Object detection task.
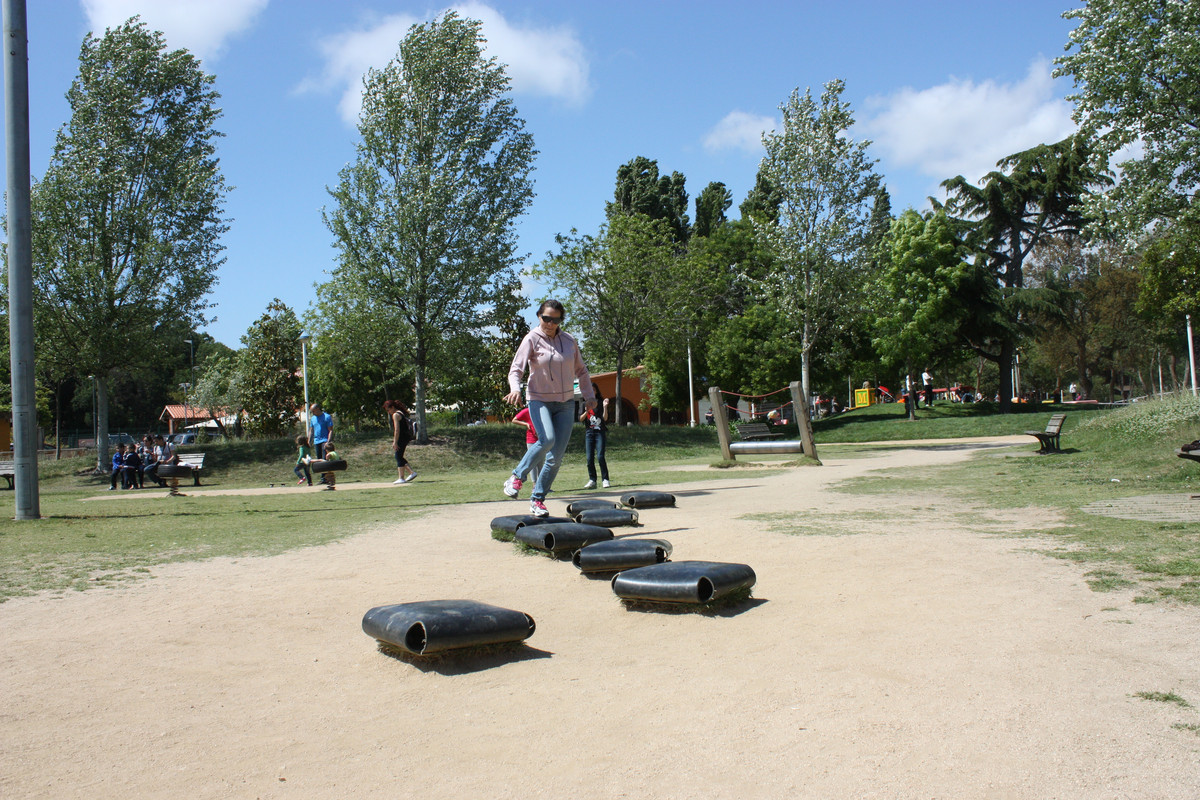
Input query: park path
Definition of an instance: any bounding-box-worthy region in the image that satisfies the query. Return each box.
[4,437,1200,799]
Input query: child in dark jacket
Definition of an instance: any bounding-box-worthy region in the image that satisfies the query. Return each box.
[109,444,126,490]
[121,446,142,489]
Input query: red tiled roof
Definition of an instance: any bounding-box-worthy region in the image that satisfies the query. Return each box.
[159,405,217,421]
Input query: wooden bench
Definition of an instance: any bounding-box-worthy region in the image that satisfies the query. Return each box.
[1025,413,1066,453]
[175,452,206,485]
[0,460,13,489]
[737,422,783,441]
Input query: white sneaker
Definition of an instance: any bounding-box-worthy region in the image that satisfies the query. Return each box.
[393,477,406,485]
[583,479,596,489]
[406,472,418,482]
[602,479,610,488]
[503,475,521,498]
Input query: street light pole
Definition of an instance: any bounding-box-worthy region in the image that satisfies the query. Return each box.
[184,338,194,432]
[299,333,311,438]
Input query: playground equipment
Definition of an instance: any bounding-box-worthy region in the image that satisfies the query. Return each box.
[309,459,347,473]
[574,538,673,573]
[490,514,574,539]
[611,561,756,604]
[620,491,676,509]
[362,599,535,656]
[515,522,613,553]
[565,498,619,516]
[575,508,639,527]
[708,381,818,463]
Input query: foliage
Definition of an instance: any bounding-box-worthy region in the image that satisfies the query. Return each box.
[1027,237,1158,400]
[304,279,413,430]
[693,181,732,239]
[1055,0,1200,240]
[192,351,245,437]
[706,304,804,395]
[753,79,880,399]
[27,18,227,466]
[1137,225,1200,319]
[872,209,977,403]
[323,11,535,442]
[537,213,690,424]
[942,135,1108,410]
[606,155,690,243]
[239,299,302,437]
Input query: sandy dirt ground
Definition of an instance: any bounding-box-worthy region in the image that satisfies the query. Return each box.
[3,438,1199,799]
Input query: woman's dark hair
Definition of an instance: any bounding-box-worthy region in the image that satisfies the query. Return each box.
[537,299,565,318]
[383,399,409,415]
[592,381,603,399]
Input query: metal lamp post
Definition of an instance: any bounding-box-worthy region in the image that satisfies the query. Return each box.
[299,333,311,437]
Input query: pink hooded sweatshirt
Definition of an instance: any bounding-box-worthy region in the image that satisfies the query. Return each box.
[508,326,595,404]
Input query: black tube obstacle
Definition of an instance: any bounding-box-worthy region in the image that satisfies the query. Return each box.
[362,599,535,656]
[573,538,672,573]
[611,561,756,604]
[309,459,347,473]
[619,491,675,509]
[575,508,639,527]
[490,515,574,536]
[515,522,613,553]
[565,498,620,516]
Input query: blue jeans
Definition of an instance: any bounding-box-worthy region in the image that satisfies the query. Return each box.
[518,441,544,484]
[585,428,608,481]
[511,400,575,500]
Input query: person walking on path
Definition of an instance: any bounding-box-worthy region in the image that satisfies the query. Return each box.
[502,299,595,517]
[922,368,934,408]
[385,400,417,484]
[508,405,543,495]
[581,382,610,489]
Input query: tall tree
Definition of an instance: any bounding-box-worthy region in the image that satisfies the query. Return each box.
[324,11,536,443]
[942,135,1107,411]
[239,299,302,438]
[536,214,686,423]
[304,279,413,429]
[606,156,690,243]
[753,79,880,399]
[872,209,975,418]
[28,19,227,470]
[693,181,732,239]
[1055,0,1200,241]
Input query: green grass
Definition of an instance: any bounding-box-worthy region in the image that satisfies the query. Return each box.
[4,396,1199,606]
[1134,691,1192,708]
[0,424,752,602]
[826,393,1200,604]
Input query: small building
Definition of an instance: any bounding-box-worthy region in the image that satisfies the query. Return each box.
[159,404,216,434]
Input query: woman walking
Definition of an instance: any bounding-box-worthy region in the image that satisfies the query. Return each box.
[385,399,417,484]
[503,299,595,517]
[581,382,610,489]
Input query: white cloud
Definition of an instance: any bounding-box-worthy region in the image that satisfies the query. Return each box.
[305,3,590,126]
[702,110,778,154]
[861,58,1077,188]
[81,0,268,62]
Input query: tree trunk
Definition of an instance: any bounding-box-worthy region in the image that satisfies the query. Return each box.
[96,376,110,473]
[800,317,811,401]
[614,351,625,426]
[997,340,1015,413]
[54,384,62,460]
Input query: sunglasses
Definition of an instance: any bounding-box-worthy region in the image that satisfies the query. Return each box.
[540,315,562,324]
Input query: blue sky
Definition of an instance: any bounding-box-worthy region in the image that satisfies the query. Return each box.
[9,0,1082,348]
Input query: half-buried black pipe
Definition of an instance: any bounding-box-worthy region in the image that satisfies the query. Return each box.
[575,508,639,527]
[362,599,535,655]
[611,561,756,604]
[573,538,672,572]
[515,522,613,553]
[619,491,675,509]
